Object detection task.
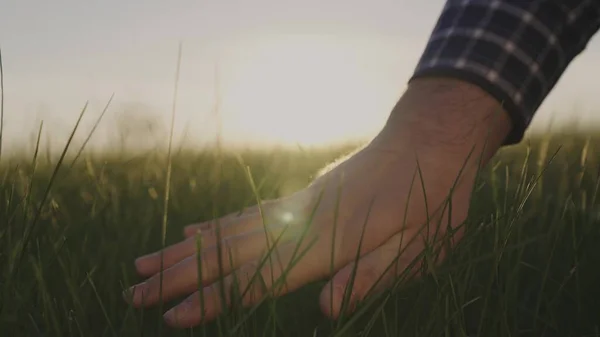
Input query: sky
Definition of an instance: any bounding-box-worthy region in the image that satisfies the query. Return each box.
[1,0,599,152]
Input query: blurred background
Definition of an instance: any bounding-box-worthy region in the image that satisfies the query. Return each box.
[1,0,599,154]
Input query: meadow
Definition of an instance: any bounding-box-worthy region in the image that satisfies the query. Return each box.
[1,120,600,337]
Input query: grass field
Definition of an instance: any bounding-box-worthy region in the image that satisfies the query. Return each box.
[1,128,600,336]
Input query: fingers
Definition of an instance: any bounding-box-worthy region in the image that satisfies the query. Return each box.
[183,208,258,238]
[163,234,328,328]
[319,230,427,319]
[183,199,280,238]
[136,198,305,277]
[135,213,263,277]
[127,223,293,308]
[184,193,313,238]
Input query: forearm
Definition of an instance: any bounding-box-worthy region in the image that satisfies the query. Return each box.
[411,0,600,145]
[373,0,600,177]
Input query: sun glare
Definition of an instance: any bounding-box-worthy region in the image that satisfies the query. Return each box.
[219,34,393,147]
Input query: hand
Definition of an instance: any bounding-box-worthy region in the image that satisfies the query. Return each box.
[124,78,511,328]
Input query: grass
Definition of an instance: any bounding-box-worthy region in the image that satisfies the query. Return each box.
[1,125,600,336]
[2,44,600,337]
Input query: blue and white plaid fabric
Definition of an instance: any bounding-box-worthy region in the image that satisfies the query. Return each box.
[412,0,600,144]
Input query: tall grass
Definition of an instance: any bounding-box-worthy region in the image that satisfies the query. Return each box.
[2,46,600,336]
[0,127,599,336]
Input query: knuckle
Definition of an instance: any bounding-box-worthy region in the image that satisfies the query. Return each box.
[353,266,381,294]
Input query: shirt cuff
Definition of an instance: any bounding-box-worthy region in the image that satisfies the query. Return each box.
[410,0,600,145]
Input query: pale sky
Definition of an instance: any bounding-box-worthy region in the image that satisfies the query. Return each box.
[1,0,599,152]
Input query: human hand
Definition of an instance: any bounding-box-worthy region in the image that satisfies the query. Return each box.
[125,78,511,328]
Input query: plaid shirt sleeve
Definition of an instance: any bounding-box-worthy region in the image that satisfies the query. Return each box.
[411,0,600,145]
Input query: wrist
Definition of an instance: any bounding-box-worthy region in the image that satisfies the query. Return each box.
[373,77,512,172]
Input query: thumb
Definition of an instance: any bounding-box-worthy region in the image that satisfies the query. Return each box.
[319,231,428,319]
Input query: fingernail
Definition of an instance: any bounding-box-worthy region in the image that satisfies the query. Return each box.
[163,308,175,322]
[122,285,137,301]
[127,283,149,301]
[134,255,153,271]
[122,288,130,300]
[135,253,154,263]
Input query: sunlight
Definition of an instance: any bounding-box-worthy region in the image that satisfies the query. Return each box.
[281,212,294,224]
[219,34,394,147]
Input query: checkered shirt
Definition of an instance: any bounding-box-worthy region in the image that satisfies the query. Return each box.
[411,0,600,145]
